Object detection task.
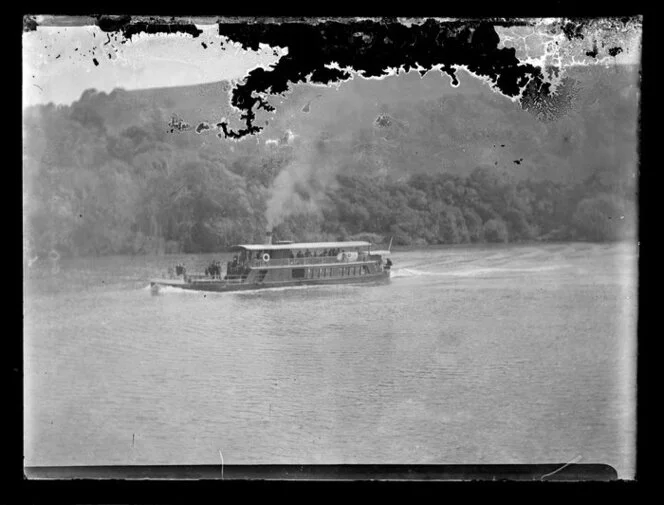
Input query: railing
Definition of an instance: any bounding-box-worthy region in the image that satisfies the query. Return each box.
[246,255,374,268]
[223,276,247,284]
[187,274,219,281]
[186,273,246,284]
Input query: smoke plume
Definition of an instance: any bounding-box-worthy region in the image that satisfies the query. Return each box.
[264,134,340,230]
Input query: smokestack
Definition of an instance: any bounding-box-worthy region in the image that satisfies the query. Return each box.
[265,230,273,245]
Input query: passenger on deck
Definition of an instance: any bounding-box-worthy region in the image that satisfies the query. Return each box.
[305,250,312,257]
[297,250,304,258]
[290,251,295,259]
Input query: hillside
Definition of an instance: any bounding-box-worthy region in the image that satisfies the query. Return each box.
[23,62,639,257]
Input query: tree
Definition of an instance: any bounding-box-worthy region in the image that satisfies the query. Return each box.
[463,208,484,242]
[504,209,535,241]
[483,218,509,243]
[572,193,630,241]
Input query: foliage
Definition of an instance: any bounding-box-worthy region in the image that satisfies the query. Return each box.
[572,193,634,241]
[23,85,638,258]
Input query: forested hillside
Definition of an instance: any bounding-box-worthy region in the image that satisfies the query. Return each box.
[23,63,639,257]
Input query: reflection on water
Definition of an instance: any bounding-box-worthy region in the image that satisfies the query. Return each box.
[24,242,637,478]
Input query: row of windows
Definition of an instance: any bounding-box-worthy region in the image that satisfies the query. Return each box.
[300,265,369,279]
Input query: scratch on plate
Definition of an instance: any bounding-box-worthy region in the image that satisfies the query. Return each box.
[540,455,583,480]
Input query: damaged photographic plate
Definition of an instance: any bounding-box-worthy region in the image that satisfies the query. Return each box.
[23,15,640,482]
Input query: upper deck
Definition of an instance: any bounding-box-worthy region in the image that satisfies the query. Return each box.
[220,239,394,279]
[227,241,384,268]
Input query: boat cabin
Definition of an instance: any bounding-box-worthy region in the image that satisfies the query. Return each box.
[223,241,388,284]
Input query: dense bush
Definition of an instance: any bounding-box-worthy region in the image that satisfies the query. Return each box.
[23,88,638,258]
[572,193,633,241]
[482,219,509,243]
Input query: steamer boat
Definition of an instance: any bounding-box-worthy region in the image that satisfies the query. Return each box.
[150,232,392,293]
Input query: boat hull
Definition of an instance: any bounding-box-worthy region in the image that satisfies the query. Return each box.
[151,270,391,293]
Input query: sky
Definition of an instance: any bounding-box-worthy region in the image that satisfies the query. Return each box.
[22,24,286,108]
[22,18,641,110]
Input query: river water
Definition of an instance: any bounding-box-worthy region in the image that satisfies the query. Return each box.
[23,242,637,478]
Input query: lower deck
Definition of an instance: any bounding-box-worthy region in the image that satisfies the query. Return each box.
[151,268,390,293]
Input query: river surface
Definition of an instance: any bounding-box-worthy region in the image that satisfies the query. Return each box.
[23,242,637,478]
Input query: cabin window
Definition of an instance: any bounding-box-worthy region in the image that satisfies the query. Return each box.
[292,268,305,279]
[352,266,356,276]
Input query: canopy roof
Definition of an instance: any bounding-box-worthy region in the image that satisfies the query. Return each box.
[231,241,372,252]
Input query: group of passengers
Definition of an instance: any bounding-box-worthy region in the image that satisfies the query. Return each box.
[205,260,222,278]
[289,248,344,259]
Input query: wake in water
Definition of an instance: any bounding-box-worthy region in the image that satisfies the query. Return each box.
[143,284,200,295]
[391,264,570,279]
